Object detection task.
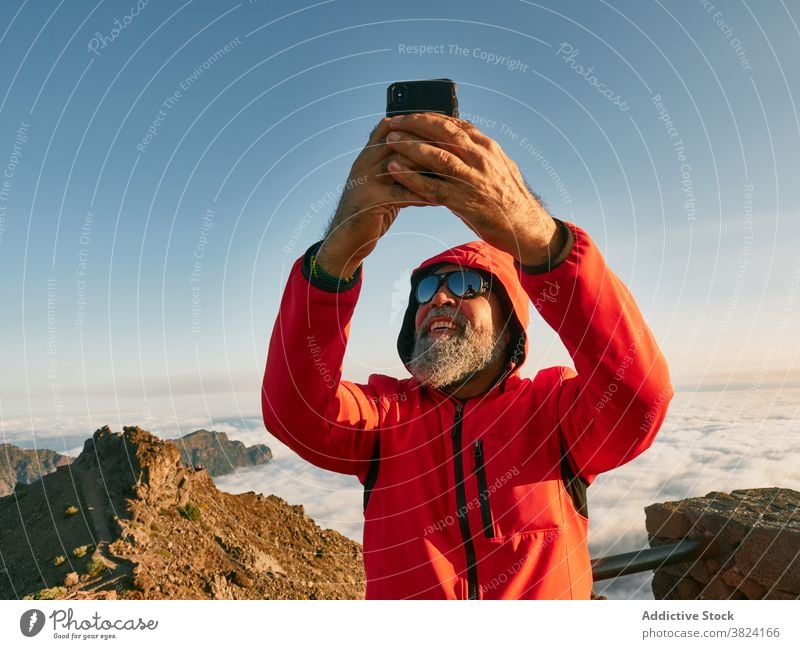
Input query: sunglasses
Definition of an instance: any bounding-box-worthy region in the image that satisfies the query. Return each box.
[415,269,490,305]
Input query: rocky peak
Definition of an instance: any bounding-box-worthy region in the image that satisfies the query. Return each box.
[168,429,272,476]
[0,426,364,600]
[0,444,73,497]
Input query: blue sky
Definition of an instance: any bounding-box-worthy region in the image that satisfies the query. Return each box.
[1,0,798,433]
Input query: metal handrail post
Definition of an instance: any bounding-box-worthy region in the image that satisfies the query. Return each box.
[591,538,719,582]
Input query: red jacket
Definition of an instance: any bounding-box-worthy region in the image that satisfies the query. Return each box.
[262,220,673,599]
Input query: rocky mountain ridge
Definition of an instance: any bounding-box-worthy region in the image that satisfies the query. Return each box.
[0,444,73,497]
[0,428,272,497]
[171,428,272,476]
[0,426,364,600]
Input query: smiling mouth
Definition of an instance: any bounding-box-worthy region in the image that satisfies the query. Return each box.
[428,319,459,335]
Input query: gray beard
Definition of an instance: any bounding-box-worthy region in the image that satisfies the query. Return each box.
[408,307,506,390]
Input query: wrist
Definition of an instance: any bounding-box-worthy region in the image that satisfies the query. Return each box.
[301,241,362,293]
[315,239,364,279]
[515,218,575,274]
[516,217,564,266]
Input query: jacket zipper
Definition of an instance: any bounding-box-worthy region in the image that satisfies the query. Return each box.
[473,440,495,539]
[451,402,480,600]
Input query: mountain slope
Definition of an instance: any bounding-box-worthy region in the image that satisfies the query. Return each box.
[167,429,272,476]
[0,444,73,497]
[0,426,364,600]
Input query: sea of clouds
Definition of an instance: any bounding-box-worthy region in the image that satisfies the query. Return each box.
[3,386,798,600]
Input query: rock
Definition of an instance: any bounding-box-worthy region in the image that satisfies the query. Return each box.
[167,429,272,477]
[229,571,253,589]
[700,576,740,599]
[0,444,73,497]
[647,488,800,600]
[210,574,233,599]
[644,501,693,539]
[732,576,767,599]
[652,570,701,599]
[251,551,284,574]
[764,587,800,600]
[0,425,364,600]
[736,527,800,593]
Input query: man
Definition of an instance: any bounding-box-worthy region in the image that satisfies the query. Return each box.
[262,113,673,599]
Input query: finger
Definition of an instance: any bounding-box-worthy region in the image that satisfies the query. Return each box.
[379,153,431,205]
[385,132,472,180]
[360,118,394,165]
[458,119,499,149]
[388,113,481,162]
[390,182,433,207]
[442,116,503,155]
[375,152,427,181]
[387,160,452,206]
[434,114,501,154]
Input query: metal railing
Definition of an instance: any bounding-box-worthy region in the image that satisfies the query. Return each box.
[591,537,720,582]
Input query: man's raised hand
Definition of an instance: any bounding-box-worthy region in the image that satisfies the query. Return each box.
[315,118,428,278]
[383,113,564,266]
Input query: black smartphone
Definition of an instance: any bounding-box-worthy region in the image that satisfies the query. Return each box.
[386,79,459,118]
[386,79,458,179]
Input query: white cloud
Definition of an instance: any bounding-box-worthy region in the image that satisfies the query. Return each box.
[588,387,800,598]
[3,387,797,599]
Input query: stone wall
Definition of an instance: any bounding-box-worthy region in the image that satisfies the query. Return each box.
[645,488,800,599]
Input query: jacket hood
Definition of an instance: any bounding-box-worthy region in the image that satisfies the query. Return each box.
[397,241,530,374]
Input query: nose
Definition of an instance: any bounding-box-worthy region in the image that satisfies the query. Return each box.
[415,282,462,331]
[429,285,457,307]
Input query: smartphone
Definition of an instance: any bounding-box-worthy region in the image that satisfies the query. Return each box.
[386,79,459,118]
[386,79,458,179]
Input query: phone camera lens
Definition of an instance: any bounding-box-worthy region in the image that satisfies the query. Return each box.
[393,84,407,104]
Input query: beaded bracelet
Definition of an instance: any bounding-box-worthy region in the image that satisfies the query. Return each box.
[309,254,355,284]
